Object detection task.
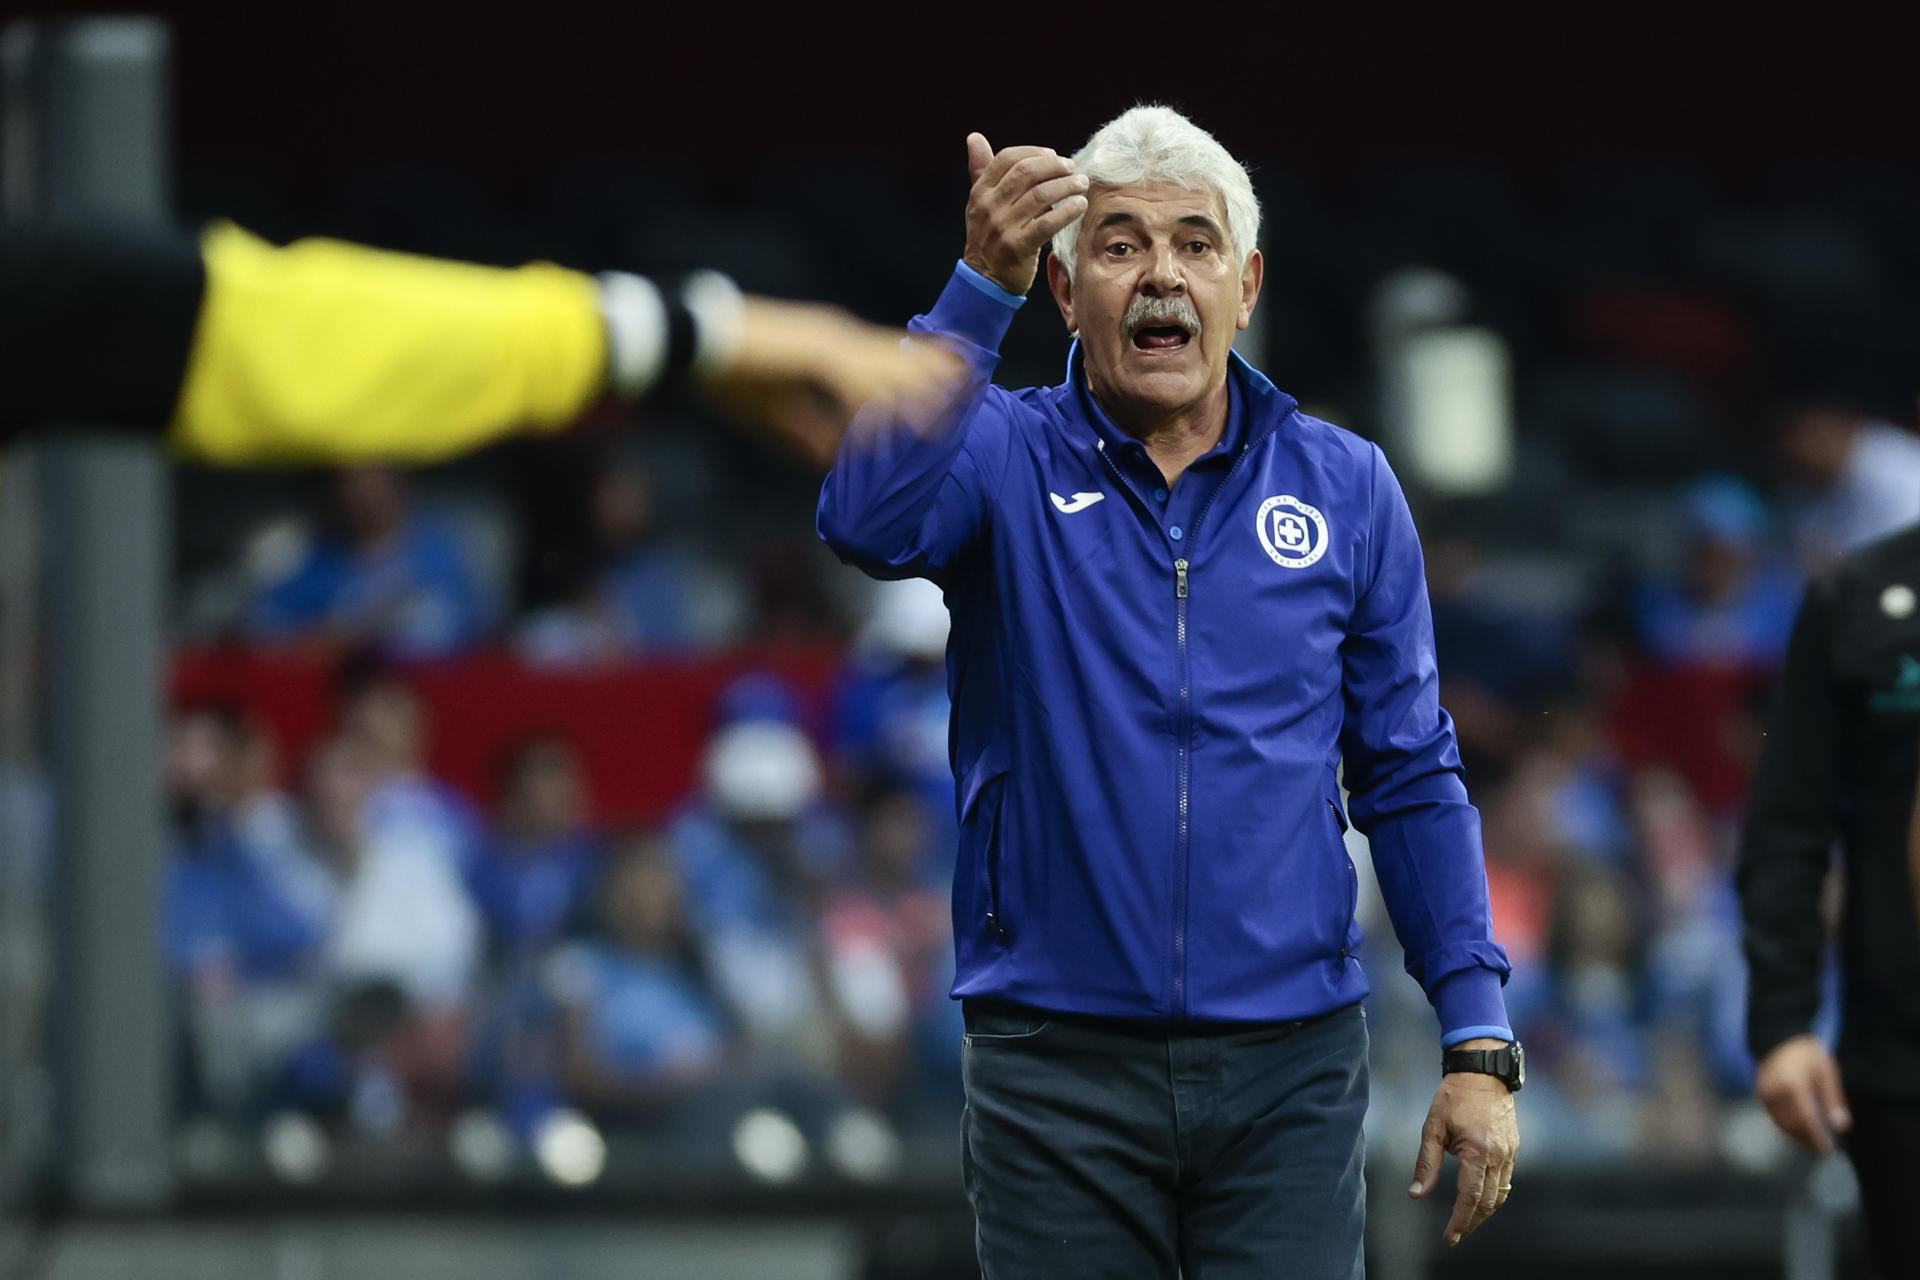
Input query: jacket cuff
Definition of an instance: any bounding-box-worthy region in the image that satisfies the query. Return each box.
[1746,1006,1817,1062]
[954,260,1029,310]
[1431,968,1512,1044]
[919,262,1022,355]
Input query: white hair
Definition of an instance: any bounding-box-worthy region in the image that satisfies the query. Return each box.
[1050,105,1260,281]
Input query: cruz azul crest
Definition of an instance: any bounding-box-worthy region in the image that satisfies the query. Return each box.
[1255,495,1328,569]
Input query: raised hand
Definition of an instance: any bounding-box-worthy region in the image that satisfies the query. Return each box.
[961,132,1090,297]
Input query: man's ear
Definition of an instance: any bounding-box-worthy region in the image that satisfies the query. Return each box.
[1236,249,1264,331]
[1047,253,1076,334]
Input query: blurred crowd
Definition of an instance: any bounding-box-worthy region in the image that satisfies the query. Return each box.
[222,453,790,664]
[153,390,1920,1182]
[165,570,962,1175]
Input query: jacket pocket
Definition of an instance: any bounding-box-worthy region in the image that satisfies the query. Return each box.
[1339,854,1359,959]
[960,742,1012,944]
[1324,762,1350,833]
[1326,780,1357,959]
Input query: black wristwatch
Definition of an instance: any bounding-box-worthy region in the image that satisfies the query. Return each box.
[1442,1040,1525,1092]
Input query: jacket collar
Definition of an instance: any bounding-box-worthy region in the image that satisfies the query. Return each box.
[1061,340,1299,457]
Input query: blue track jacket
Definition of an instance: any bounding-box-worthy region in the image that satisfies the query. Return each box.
[818,266,1512,1042]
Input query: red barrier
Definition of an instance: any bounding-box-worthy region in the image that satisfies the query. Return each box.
[1606,661,1771,816]
[171,646,847,824]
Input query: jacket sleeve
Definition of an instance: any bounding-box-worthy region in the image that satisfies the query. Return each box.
[815,265,1022,583]
[1737,576,1839,1060]
[1340,444,1512,1044]
[172,222,607,465]
[0,218,610,462]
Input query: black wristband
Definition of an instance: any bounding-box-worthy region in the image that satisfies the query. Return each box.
[658,284,700,397]
[599,269,742,407]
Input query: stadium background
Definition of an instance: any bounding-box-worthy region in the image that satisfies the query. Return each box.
[2,3,1916,1276]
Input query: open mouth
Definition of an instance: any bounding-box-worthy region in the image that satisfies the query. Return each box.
[1131,326,1192,351]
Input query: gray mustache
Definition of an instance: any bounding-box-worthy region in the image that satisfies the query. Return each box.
[1122,295,1202,338]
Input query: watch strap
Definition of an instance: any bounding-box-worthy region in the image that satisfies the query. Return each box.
[1443,1045,1519,1087]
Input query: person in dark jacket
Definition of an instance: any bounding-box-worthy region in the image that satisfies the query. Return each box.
[819,106,1520,1279]
[1739,520,1920,1279]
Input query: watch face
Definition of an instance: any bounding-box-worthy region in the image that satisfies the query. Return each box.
[1509,1041,1526,1090]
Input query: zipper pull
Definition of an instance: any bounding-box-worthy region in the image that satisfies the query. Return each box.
[1174,558,1189,598]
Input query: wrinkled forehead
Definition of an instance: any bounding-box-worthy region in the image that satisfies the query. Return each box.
[1080,181,1230,243]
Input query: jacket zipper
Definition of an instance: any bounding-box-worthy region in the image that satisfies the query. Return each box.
[1095,428,1268,1020]
[1094,442,1191,1010]
[1173,557,1191,1017]
[1167,438,1264,1019]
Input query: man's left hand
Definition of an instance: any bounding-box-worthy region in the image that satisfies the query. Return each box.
[1408,1039,1520,1247]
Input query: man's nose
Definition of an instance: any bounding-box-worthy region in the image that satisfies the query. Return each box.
[1139,244,1184,296]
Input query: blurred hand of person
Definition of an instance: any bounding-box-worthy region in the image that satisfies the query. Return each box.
[961,132,1090,296]
[1409,1045,1520,1247]
[700,298,966,467]
[1755,1033,1851,1155]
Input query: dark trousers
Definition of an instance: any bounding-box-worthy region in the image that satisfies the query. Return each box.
[960,999,1368,1280]
[1846,1093,1920,1280]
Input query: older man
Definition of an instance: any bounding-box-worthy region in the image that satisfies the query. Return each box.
[819,107,1519,1278]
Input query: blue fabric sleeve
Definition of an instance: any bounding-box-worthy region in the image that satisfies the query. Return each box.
[953,259,1030,310]
[1340,444,1512,1042]
[927,262,1024,348]
[1432,975,1512,1044]
[1433,963,1514,1044]
[816,267,1021,583]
